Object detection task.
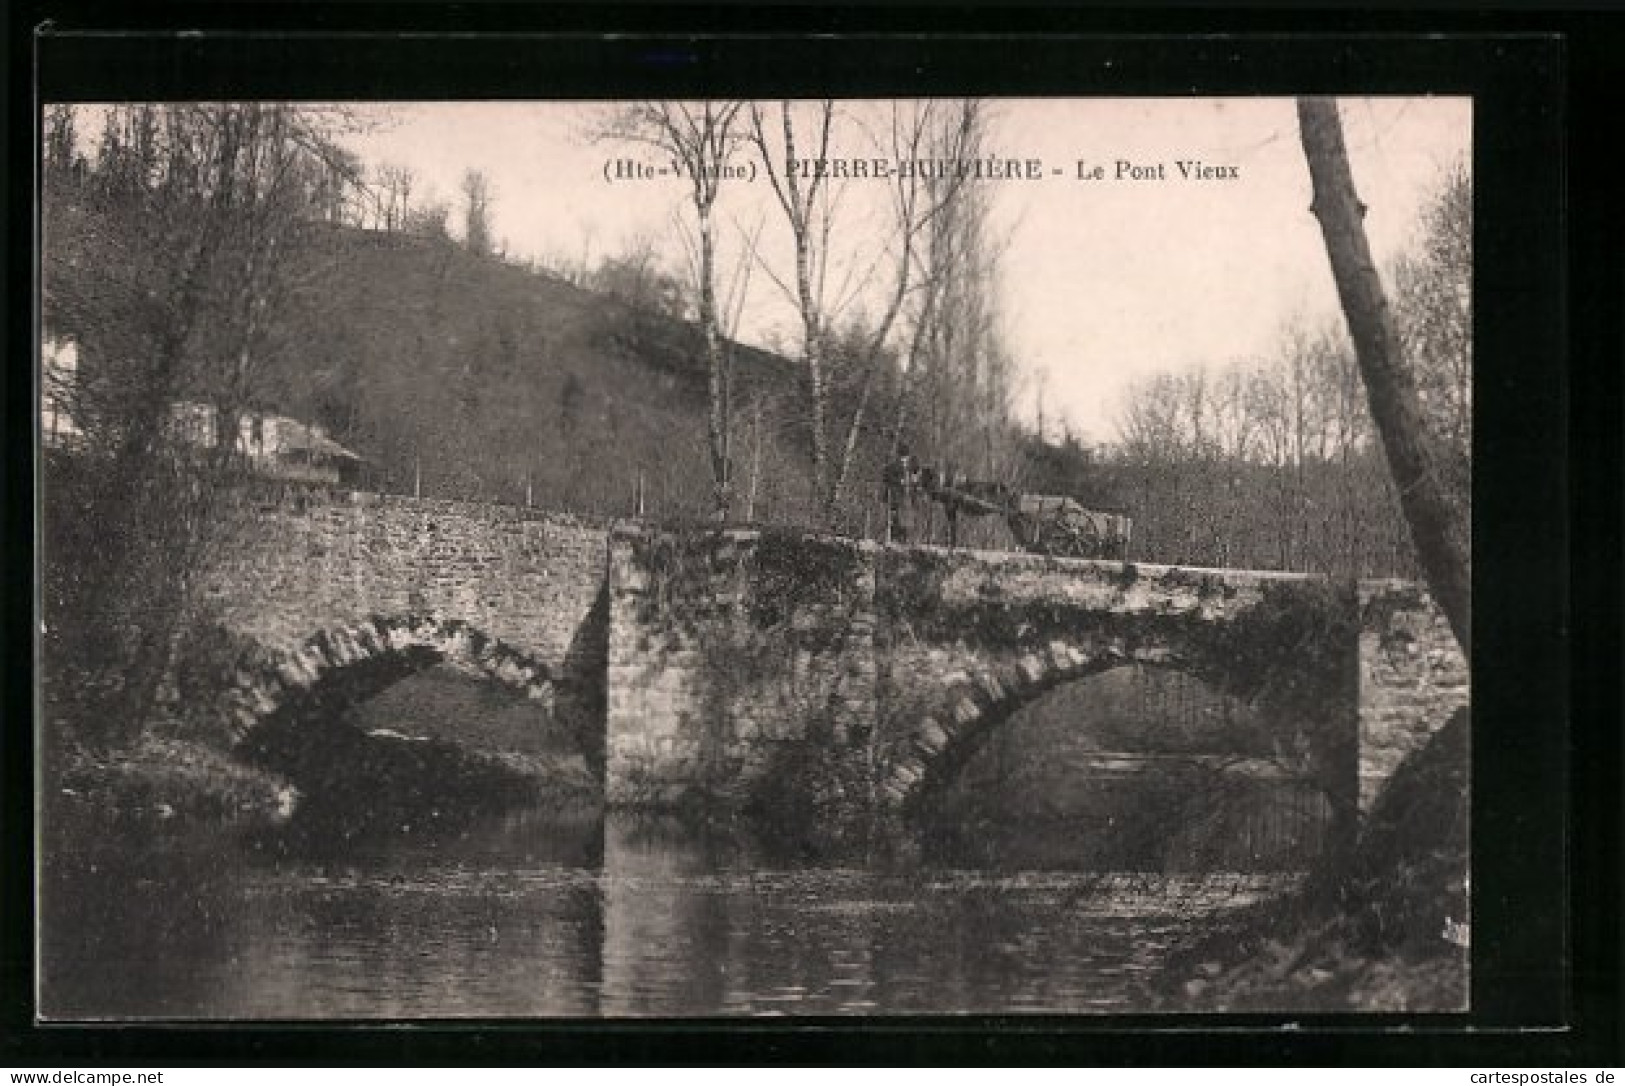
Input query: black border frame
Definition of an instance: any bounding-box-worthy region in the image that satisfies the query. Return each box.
[5,4,1615,1068]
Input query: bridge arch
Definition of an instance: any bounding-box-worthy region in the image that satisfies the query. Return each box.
[882,633,1257,813]
[219,613,564,748]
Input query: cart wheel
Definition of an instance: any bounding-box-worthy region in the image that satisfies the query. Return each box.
[1080,520,1104,558]
[1062,520,1102,558]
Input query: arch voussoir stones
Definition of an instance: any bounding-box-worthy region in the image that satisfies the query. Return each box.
[913,716,951,756]
[971,668,1008,706]
[992,661,1031,698]
[1016,653,1048,687]
[1045,640,1082,673]
[226,613,561,749]
[887,638,1152,812]
[330,626,368,666]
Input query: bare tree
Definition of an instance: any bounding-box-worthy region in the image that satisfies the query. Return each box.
[602,101,746,520]
[1118,373,1191,463]
[1297,97,1470,651]
[376,163,416,232]
[1208,366,1260,462]
[1392,162,1472,483]
[894,102,1023,495]
[749,100,839,519]
[461,168,494,256]
[752,99,987,526]
[1111,327,1413,577]
[828,100,982,511]
[591,230,690,318]
[41,103,358,750]
[407,192,451,240]
[44,104,82,185]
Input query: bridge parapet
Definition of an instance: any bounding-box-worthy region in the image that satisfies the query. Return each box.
[892,545,1318,619]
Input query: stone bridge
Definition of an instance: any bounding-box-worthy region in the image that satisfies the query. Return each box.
[195,486,1468,817]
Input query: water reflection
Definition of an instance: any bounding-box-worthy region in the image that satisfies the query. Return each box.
[40,801,1296,1019]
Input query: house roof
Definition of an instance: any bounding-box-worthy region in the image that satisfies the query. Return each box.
[276,419,365,462]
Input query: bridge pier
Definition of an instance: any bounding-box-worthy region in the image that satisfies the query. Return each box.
[1357,580,1470,811]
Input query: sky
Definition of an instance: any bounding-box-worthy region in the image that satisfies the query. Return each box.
[338,97,1469,444]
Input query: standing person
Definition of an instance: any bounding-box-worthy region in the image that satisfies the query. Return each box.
[883,444,921,543]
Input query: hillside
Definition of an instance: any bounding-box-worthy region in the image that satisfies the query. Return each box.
[45,207,1417,573]
[44,198,1045,543]
[258,225,816,522]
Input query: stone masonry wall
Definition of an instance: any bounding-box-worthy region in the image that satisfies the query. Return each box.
[186,487,1465,817]
[604,527,878,806]
[200,485,608,661]
[607,536,1364,809]
[873,548,1361,809]
[877,547,1321,722]
[195,485,612,750]
[1356,580,1470,811]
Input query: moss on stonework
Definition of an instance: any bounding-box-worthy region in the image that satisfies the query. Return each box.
[624,528,876,807]
[876,547,957,623]
[633,529,749,628]
[620,527,1361,856]
[885,573,1354,703]
[1359,580,1428,618]
[684,616,781,800]
[878,577,1361,839]
[746,530,868,630]
[1155,565,1220,593]
[1358,582,1439,658]
[1202,579,1359,707]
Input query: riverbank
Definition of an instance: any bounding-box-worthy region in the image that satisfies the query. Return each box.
[1153,880,1468,1012]
[50,733,298,827]
[45,724,603,838]
[1155,708,1469,1012]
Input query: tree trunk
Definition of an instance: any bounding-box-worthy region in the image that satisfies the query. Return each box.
[799,244,830,522]
[1297,97,1471,654]
[697,203,732,521]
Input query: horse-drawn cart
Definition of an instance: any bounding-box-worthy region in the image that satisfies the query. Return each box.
[1006,493,1133,560]
[923,474,1132,560]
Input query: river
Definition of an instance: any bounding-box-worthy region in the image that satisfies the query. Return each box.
[39,799,1298,1019]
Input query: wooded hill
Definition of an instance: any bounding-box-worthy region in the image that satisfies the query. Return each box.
[48,205,844,524]
[255,223,816,523]
[47,211,1427,574]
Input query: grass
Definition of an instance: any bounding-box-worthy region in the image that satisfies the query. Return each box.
[42,661,600,837]
[51,732,295,825]
[342,663,582,756]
